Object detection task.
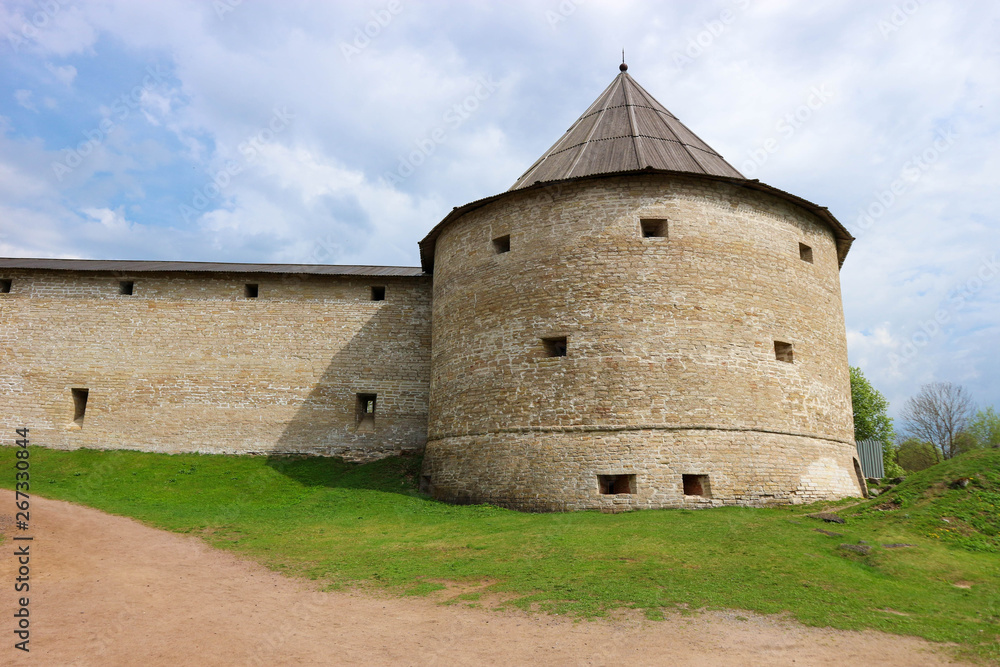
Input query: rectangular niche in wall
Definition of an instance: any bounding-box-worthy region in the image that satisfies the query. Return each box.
[370,286,386,301]
[492,234,511,254]
[119,280,134,295]
[419,475,433,494]
[640,218,668,238]
[356,393,377,432]
[0,279,11,293]
[682,474,711,497]
[598,474,636,495]
[244,284,259,298]
[774,341,794,363]
[71,388,89,428]
[799,243,813,263]
[542,336,567,357]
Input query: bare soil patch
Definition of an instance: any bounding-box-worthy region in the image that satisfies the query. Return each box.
[0,491,972,666]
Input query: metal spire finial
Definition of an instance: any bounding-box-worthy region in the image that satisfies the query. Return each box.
[620,49,627,72]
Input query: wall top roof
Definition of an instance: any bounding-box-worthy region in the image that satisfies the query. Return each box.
[509,65,744,191]
[0,257,426,277]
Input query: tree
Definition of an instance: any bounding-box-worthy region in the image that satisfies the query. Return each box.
[967,407,1000,449]
[952,431,982,455]
[896,438,939,472]
[899,382,976,460]
[849,366,903,477]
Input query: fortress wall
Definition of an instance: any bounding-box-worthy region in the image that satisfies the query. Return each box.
[425,173,859,507]
[0,270,431,460]
[423,430,862,511]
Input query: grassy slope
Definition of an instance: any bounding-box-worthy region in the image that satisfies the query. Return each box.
[2,446,998,663]
[850,448,1000,553]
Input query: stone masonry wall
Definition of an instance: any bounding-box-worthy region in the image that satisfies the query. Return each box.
[0,270,431,460]
[424,172,860,508]
[423,430,862,511]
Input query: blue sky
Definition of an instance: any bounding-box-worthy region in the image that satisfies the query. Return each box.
[1,0,997,420]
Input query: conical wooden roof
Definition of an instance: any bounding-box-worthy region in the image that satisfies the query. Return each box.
[509,66,744,190]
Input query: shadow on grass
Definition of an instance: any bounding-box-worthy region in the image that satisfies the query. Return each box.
[264,451,426,498]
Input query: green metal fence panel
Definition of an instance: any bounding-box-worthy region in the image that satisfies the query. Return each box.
[856,438,885,479]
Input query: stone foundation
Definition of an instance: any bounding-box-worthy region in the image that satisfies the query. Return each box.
[423,428,865,511]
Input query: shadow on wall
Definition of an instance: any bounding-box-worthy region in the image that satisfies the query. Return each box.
[270,290,430,466]
[264,450,426,497]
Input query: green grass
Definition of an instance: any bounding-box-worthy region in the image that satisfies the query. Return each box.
[2,446,999,663]
[850,448,1000,553]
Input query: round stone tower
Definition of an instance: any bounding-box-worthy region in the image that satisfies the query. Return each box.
[419,66,863,511]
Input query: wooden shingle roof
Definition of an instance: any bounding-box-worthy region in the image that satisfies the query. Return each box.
[509,65,744,190]
[421,65,853,272]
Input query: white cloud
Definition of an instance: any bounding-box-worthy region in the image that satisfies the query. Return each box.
[0,1,99,56]
[45,62,77,86]
[0,0,998,413]
[13,90,36,111]
[83,207,131,232]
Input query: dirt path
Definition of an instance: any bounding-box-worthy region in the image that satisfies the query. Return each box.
[0,490,971,666]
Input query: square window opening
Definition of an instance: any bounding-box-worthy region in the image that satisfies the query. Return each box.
[799,243,813,263]
[71,388,89,426]
[682,474,711,497]
[244,284,259,298]
[119,280,134,295]
[542,336,567,358]
[640,218,668,238]
[356,393,377,432]
[0,279,11,293]
[492,234,511,254]
[598,474,636,495]
[370,286,386,301]
[774,341,794,363]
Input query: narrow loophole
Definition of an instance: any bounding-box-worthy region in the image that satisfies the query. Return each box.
[419,475,433,494]
[71,388,89,427]
[356,393,377,432]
